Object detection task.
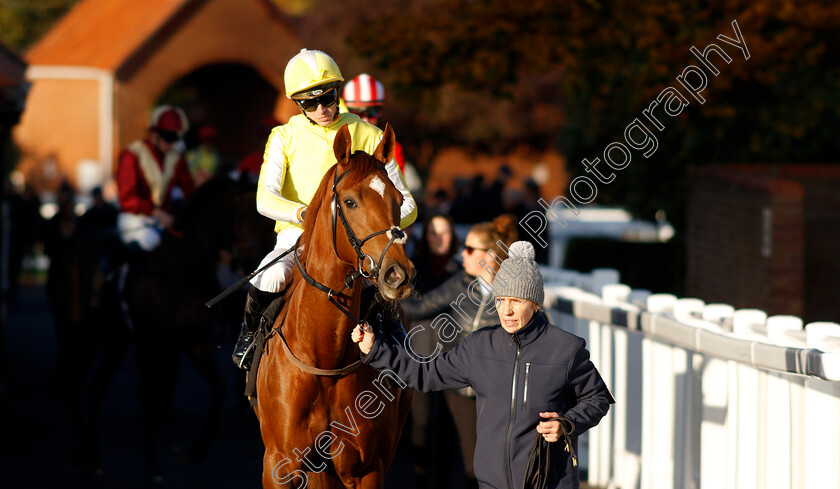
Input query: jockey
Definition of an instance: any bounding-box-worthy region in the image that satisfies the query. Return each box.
[342,73,406,171]
[116,105,195,252]
[232,49,418,370]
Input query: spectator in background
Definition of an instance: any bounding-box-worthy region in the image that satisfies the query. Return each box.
[42,181,80,400]
[186,124,222,187]
[342,73,405,170]
[116,105,195,253]
[411,213,461,294]
[482,164,513,220]
[5,181,43,306]
[518,178,549,264]
[424,188,453,217]
[502,187,525,218]
[449,177,479,224]
[78,186,118,235]
[405,212,463,488]
[401,214,519,489]
[238,116,279,182]
[343,73,423,194]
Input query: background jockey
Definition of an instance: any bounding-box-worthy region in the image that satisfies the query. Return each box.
[116,105,195,253]
[342,73,406,172]
[232,49,418,370]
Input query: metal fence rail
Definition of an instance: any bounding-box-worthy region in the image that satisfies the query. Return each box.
[540,267,840,489]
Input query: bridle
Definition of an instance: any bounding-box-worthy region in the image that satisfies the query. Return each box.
[331,167,407,285]
[293,165,408,325]
[279,165,407,377]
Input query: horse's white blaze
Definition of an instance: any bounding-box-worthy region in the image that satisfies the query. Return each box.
[369,176,386,198]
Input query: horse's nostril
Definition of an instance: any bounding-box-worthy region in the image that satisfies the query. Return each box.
[384,265,406,287]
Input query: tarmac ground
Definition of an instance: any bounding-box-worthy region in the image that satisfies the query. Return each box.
[0,282,593,489]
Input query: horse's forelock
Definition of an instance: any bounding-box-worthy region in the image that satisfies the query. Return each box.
[340,151,387,189]
[298,154,390,265]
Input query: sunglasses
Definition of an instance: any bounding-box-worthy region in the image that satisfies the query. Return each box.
[156,130,180,143]
[352,107,381,118]
[296,89,339,112]
[464,245,489,254]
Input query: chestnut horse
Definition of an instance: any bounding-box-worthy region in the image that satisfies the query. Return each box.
[255,124,414,488]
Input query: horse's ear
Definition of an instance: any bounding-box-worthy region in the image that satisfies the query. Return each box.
[373,123,396,165]
[333,124,353,165]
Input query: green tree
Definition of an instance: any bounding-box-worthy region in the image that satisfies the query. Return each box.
[347,0,840,223]
[0,0,81,53]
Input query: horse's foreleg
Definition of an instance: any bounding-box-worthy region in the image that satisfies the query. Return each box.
[263,449,310,489]
[354,466,384,489]
[78,322,129,472]
[183,342,225,462]
[134,334,163,481]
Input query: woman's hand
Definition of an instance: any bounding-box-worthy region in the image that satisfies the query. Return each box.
[536,412,561,443]
[351,322,375,354]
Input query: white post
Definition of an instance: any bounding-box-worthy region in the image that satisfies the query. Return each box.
[764,315,806,489]
[586,301,613,488]
[729,309,768,489]
[673,298,705,322]
[591,268,620,296]
[804,322,840,489]
[699,305,735,489]
[642,295,679,489]
[672,299,705,489]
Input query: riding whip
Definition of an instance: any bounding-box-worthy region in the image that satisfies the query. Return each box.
[204,242,297,309]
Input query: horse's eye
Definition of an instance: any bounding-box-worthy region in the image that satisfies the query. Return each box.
[343,198,357,209]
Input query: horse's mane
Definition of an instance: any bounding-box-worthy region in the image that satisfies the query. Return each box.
[298,152,386,266]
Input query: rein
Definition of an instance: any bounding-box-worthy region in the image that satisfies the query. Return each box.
[266,294,362,376]
[523,417,577,489]
[293,244,363,325]
[282,165,406,376]
[331,168,407,284]
[293,166,407,324]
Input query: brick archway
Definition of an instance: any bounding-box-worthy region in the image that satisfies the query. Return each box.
[16,0,302,193]
[157,63,279,163]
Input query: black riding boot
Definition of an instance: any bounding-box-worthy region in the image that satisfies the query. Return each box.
[232,287,279,370]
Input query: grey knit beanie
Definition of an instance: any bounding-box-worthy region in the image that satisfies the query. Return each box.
[494,241,544,306]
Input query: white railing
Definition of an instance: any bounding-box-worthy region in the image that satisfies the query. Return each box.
[540,267,840,489]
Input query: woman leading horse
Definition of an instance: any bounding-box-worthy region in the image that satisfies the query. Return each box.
[254,123,414,488]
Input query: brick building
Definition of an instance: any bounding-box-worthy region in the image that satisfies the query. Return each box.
[687,164,840,322]
[13,0,302,194]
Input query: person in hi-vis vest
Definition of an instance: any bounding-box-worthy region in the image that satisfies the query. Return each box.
[116,105,195,252]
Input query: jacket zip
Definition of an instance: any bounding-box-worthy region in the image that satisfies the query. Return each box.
[504,334,521,489]
[472,301,485,333]
[523,362,531,408]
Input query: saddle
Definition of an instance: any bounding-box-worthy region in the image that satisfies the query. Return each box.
[244,293,286,406]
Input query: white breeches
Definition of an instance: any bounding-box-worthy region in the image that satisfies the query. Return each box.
[118,212,163,252]
[250,228,303,293]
